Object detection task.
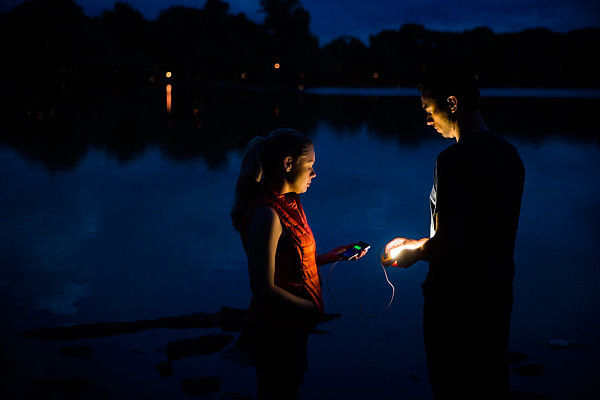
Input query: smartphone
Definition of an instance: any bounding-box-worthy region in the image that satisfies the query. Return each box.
[340,241,370,260]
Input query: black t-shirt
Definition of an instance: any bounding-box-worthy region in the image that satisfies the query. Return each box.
[425,131,525,297]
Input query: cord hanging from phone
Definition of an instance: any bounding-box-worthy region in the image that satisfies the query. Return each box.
[326,246,395,317]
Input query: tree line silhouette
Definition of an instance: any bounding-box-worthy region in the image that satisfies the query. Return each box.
[1,0,599,100]
[0,0,598,172]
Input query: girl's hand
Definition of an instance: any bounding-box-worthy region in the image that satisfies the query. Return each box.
[317,243,368,266]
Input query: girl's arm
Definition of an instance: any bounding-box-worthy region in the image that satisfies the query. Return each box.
[246,206,317,317]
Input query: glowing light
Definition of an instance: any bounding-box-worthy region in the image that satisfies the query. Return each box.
[274,63,280,69]
[373,72,380,79]
[166,83,172,113]
[241,72,247,80]
[297,84,304,91]
[389,242,421,259]
[389,246,403,259]
[149,76,156,83]
[165,71,172,78]
[382,242,422,266]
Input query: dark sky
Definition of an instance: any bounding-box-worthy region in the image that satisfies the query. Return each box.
[2,0,599,44]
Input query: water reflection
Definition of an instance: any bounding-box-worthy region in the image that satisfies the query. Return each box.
[1,91,600,399]
[1,88,598,173]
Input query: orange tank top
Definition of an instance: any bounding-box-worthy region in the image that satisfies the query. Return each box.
[240,186,324,330]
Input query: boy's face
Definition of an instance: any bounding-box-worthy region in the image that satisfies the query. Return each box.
[421,95,457,140]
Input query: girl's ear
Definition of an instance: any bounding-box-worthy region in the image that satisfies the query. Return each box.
[283,156,293,172]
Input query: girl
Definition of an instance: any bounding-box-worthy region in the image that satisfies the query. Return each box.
[231,128,364,399]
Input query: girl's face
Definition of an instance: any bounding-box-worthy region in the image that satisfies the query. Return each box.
[287,147,316,194]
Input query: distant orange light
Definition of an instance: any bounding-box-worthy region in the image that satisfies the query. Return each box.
[297,84,304,91]
[241,72,247,79]
[274,63,280,69]
[373,72,380,79]
[166,83,172,113]
[149,76,156,83]
[165,71,172,78]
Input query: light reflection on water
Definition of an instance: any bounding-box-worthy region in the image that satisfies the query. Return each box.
[1,96,600,399]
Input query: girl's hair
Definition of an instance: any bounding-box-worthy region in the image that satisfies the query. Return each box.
[230,128,313,230]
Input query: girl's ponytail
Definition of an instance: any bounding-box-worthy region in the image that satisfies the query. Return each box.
[230,136,265,230]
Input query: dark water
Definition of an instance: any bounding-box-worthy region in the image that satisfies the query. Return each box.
[1,89,600,399]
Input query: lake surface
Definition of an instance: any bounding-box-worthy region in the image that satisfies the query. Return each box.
[1,89,599,399]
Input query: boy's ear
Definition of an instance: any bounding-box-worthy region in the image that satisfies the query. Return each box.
[447,96,459,114]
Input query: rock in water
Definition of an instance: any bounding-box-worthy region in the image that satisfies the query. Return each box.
[166,334,235,360]
[60,345,95,358]
[545,339,592,350]
[181,376,221,395]
[508,351,528,363]
[34,378,92,395]
[512,364,547,377]
[155,360,174,377]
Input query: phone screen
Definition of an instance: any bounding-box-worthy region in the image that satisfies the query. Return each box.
[340,241,370,260]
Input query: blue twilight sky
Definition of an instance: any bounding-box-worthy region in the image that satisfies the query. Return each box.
[1,0,599,44]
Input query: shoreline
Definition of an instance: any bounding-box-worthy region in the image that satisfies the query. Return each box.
[3,306,590,399]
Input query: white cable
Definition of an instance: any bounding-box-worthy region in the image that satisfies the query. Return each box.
[325,247,395,317]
